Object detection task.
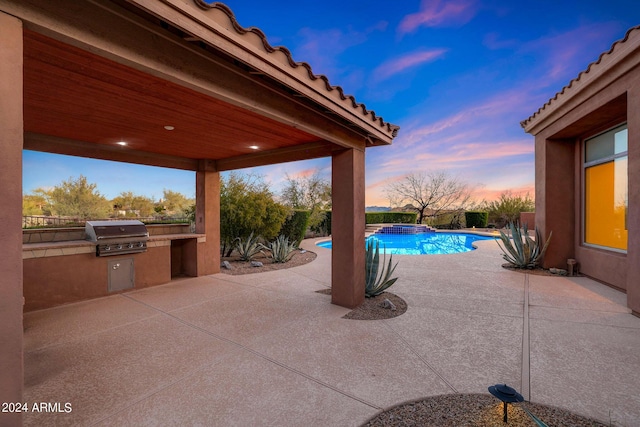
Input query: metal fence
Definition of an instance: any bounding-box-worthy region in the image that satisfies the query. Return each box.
[22,215,189,229]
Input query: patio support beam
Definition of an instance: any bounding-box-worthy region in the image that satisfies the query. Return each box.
[331,148,366,309]
[195,168,221,276]
[216,141,336,171]
[0,11,24,425]
[24,133,199,171]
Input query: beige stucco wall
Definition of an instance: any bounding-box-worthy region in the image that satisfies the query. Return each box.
[0,11,24,424]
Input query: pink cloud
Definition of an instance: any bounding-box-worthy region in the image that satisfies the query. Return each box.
[372,49,447,82]
[398,0,477,33]
[473,185,535,203]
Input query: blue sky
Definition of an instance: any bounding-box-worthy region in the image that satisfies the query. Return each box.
[23,0,640,205]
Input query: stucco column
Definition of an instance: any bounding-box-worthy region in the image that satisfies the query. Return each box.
[195,168,221,275]
[0,12,24,425]
[331,148,366,308]
[626,89,640,315]
[536,135,574,268]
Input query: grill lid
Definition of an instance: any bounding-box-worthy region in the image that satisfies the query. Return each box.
[85,220,149,241]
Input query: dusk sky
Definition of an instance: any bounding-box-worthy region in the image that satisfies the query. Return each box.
[22,0,640,206]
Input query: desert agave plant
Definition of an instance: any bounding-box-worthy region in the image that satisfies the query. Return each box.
[234,232,263,261]
[365,239,399,297]
[265,235,297,263]
[497,222,552,269]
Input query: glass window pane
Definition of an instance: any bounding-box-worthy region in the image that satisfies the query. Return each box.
[614,128,628,154]
[585,157,628,251]
[585,124,627,162]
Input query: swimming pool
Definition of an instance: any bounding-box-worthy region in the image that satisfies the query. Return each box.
[316,232,497,255]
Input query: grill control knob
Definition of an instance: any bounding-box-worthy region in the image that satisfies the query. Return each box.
[127,243,134,249]
[116,244,123,250]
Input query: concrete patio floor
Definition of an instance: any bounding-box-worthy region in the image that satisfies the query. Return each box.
[22,238,640,426]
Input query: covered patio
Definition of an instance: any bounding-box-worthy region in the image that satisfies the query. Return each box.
[21,240,640,425]
[0,0,397,420]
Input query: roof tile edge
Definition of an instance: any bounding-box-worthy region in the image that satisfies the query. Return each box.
[521,25,640,132]
[193,0,399,138]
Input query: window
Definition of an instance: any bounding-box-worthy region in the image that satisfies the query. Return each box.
[584,124,628,251]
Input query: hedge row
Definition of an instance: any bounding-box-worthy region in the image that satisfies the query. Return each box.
[365,212,417,224]
[464,211,488,228]
[279,210,311,246]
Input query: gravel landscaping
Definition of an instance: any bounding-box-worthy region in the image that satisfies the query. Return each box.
[220,249,317,275]
[363,393,607,426]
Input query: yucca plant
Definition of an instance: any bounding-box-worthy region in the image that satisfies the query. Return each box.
[365,239,399,297]
[265,235,297,263]
[497,222,552,269]
[234,232,263,261]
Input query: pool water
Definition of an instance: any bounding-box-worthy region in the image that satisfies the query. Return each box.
[316,232,496,255]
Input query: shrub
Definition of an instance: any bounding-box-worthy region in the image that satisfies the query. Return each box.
[220,172,288,256]
[365,212,417,224]
[428,211,464,229]
[310,210,331,236]
[465,211,488,228]
[497,222,552,269]
[234,232,263,261]
[484,192,535,228]
[365,239,399,297]
[279,210,310,246]
[265,235,297,263]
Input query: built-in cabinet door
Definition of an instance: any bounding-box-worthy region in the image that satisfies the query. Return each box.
[108,257,134,292]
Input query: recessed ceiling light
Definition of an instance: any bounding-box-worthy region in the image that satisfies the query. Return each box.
[116,141,127,146]
[249,145,259,150]
[164,125,175,131]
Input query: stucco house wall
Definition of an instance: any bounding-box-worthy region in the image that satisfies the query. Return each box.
[522,26,640,315]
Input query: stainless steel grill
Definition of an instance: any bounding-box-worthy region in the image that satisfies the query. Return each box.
[85,220,149,257]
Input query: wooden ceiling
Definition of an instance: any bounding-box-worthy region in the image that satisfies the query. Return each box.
[22,30,325,169]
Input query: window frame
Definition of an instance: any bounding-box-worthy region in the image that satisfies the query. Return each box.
[581,122,628,254]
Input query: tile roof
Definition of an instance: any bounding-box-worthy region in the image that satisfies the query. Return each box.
[521,25,640,131]
[194,0,399,139]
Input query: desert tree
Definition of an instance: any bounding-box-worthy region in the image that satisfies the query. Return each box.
[48,175,112,219]
[483,191,534,228]
[156,189,194,216]
[22,188,52,216]
[279,171,331,231]
[111,191,155,217]
[385,171,473,225]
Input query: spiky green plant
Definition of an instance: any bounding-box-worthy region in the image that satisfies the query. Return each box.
[497,222,552,269]
[265,235,297,263]
[365,239,399,297]
[234,232,263,261]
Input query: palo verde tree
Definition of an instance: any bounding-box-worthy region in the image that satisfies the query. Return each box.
[385,171,472,225]
[48,175,112,219]
[220,172,288,256]
[22,189,52,216]
[156,189,194,217]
